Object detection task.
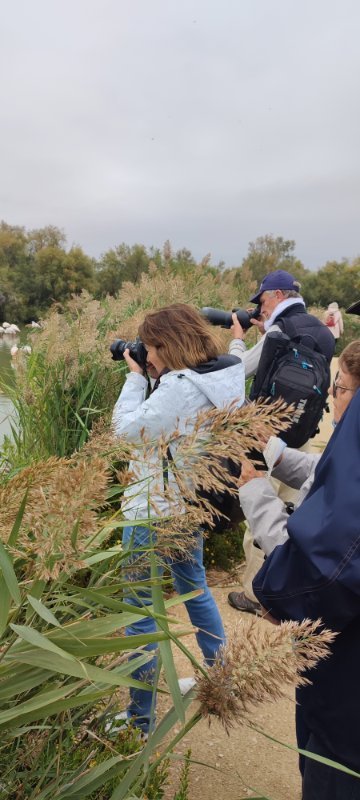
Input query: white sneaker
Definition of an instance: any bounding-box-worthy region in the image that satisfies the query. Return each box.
[178,676,197,695]
[104,711,149,740]
[104,710,128,734]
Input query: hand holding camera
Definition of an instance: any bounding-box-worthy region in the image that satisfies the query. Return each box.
[123,348,144,374]
[201,305,262,332]
[110,338,148,369]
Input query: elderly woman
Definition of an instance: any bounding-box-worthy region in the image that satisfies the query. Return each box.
[238,339,360,800]
[112,303,245,735]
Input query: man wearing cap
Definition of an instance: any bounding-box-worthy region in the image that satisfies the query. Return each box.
[228,269,335,615]
[228,269,334,376]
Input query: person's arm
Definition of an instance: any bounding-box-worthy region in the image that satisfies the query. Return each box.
[228,314,282,379]
[239,476,290,555]
[112,348,187,444]
[229,335,266,378]
[272,448,320,489]
[112,371,190,444]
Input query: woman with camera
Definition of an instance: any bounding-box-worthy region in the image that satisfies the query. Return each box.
[111,303,245,736]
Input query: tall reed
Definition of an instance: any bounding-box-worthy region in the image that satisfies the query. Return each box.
[0,272,350,797]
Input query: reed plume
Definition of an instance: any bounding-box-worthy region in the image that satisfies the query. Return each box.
[116,397,294,558]
[196,618,337,732]
[0,455,111,579]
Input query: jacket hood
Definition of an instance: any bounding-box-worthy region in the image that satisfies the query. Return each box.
[190,353,241,374]
[168,354,245,409]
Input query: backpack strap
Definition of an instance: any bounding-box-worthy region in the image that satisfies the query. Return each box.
[162,445,173,488]
[275,313,298,340]
[276,313,321,354]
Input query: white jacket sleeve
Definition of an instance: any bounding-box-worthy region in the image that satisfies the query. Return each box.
[239,477,290,555]
[272,448,320,489]
[228,336,265,378]
[112,372,185,444]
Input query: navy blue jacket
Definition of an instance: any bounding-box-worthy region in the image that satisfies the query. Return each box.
[253,389,360,771]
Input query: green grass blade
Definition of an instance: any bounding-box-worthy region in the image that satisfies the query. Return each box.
[8,488,29,546]
[10,623,78,661]
[251,723,360,778]
[54,753,128,799]
[109,694,197,800]
[10,628,192,658]
[0,575,11,636]
[0,684,112,729]
[26,595,61,627]
[0,541,21,604]
[0,666,53,700]
[150,551,185,724]
[11,648,153,691]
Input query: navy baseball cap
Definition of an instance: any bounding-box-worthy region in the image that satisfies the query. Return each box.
[250,269,301,305]
[346,300,360,315]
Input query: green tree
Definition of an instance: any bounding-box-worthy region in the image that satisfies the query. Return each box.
[302,259,360,308]
[63,246,96,295]
[0,222,31,321]
[32,245,68,307]
[96,243,150,296]
[27,224,66,253]
[240,234,308,286]
[0,224,96,320]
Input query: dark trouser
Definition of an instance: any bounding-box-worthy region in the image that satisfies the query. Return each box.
[302,734,360,800]
[295,698,311,777]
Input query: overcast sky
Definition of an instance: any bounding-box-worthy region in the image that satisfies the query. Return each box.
[1,0,360,269]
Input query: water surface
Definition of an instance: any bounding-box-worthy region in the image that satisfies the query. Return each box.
[0,335,19,447]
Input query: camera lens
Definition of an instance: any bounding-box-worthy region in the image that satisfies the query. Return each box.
[201,306,261,331]
[109,338,148,369]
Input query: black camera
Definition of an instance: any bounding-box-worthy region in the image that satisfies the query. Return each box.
[110,338,148,369]
[201,305,261,331]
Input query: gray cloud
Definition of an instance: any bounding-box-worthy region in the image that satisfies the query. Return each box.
[1,0,360,267]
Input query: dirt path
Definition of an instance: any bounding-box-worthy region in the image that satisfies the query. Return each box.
[160,366,337,800]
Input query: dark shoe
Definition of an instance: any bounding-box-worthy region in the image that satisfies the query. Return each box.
[227,591,261,615]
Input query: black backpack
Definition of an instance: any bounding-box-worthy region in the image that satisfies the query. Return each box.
[165,448,245,534]
[250,327,330,448]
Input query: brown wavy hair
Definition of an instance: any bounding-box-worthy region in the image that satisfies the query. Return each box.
[339,339,360,387]
[138,303,221,370]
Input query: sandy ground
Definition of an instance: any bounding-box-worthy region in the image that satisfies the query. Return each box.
[159,364,338,800]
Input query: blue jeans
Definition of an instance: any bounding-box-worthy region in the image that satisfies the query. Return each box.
[122,525,226,733]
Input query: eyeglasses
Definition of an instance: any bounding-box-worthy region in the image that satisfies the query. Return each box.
[332,372,355,399]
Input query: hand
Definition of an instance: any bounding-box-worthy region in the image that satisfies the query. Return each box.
[250,317,265,335]
[231,312,245,340]
[237,458,265,487]
[124,348,144,374]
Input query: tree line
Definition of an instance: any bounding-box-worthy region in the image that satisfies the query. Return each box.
[0,221,359,323]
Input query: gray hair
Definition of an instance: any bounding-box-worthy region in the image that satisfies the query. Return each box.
[265,289,301,299]
[281,289,301,299]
